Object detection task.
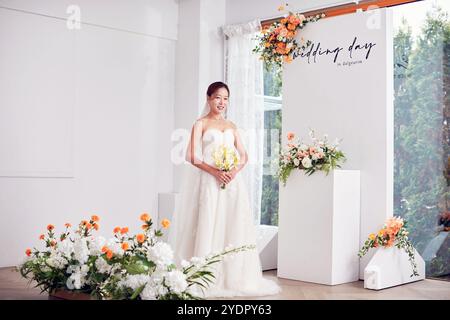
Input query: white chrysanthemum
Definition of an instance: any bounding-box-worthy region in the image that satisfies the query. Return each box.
[146,242,174,267]
[140,283,158,300]
[293,158,300,166]
[73,238,90,265]
[119,274,150,290]
[165,270,188,294]
[302,157,312,168]
[46,252,68,269]
[66,264,89,290]
[95,256,112,274]
[57,239,74,258]
[88,236,106,256]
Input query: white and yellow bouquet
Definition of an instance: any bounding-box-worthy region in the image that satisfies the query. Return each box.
[212,144,239,189]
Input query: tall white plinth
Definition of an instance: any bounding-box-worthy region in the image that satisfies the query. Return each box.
[278,169,361,285]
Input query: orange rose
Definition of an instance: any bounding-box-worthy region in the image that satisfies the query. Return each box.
[136,234,146,243]
[25,249,32,256]
[47,224,55,231]
[101,246,109,253]
[93,223,99,231]
[161,219,171,229]
[50,240,56,247]
[287,132,295,141]
[39,234,45,240]
[120,227,129,235]
[287,23,296,31]
[141,224,149,231]
[121,242,129,251]
[113,227,121,234]
[106,250,113,260]
[85,222,92,230]
[64,223,71,228]
[140,213,151,222]
[91,215,100,222]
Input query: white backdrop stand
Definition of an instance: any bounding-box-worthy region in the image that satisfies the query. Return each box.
[278,169,360,285]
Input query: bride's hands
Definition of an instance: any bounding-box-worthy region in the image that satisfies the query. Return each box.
[214,169,231,185]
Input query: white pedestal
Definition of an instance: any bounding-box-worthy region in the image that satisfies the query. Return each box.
[364,246,425,290]
[278,169,361,285]
[256,225,278,271]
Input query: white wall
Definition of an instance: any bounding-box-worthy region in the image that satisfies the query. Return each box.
[226,0,354,25]
[173,0,226,191]
[0,0,177,267]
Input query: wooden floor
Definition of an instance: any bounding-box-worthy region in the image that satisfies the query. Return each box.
[1,267,449,300]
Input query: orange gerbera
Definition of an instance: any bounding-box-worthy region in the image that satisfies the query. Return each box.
[101,246,109,253]
[121,242,129,251]
[140,213,151,222]
[47,224,55,231]
[25,249,32,256]
[136,234,146,243]
[120,227,129,235]
[91,215,100,222]
[39,234,45,240]
[113,227,121,234]
[161,219,171,229]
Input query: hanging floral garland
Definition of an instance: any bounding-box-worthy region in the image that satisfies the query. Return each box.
[253,4,325,69]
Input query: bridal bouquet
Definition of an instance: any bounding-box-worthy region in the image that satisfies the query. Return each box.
[18,214,254,300]
[212,144,239,189]
[253,4,325,69]
[277,129,346,186]
[358,216,419,278]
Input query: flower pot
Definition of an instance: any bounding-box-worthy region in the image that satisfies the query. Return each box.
[49,288,95,300]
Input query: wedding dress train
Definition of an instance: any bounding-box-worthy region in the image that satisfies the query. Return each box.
[169,128,280,298]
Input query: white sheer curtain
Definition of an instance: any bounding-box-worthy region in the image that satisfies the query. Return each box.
[223,19,264,225]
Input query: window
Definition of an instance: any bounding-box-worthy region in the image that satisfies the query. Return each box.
[261,64,282,226]
[393,0,450,280]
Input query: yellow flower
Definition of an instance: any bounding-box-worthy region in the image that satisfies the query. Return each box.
[369,233,376,241]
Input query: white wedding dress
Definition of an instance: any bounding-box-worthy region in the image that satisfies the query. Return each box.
[169,127,280,298]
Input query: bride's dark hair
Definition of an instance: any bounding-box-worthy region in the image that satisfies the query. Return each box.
[207,81,230,97]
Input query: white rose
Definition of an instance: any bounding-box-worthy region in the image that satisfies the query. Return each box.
[293,158,300,166]
[302,157,312,168]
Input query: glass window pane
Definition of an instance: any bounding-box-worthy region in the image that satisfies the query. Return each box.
[393,0,450,280]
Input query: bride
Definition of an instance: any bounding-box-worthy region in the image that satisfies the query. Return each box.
[168,81,280,298]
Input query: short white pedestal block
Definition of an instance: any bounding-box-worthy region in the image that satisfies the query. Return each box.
[278,170,361,285]
[256,225,278,271]
[364,246,425,290]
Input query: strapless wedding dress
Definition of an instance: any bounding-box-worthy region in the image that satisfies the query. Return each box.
[169,128,280,298]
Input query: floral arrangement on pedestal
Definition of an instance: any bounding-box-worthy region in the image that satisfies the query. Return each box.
[18,214,253,300]
[212,144,239,189]
[358,216,419,277]
[253,4,325,69]
[277,129,346,186]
